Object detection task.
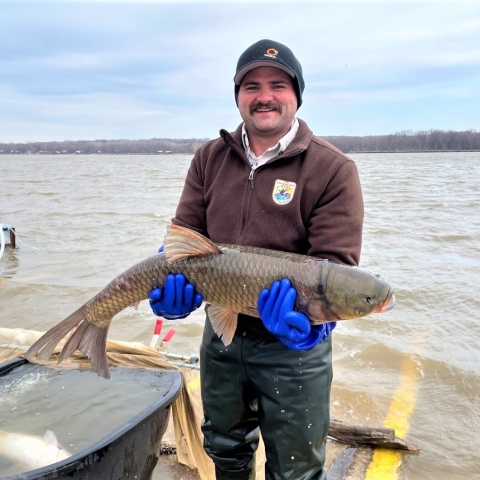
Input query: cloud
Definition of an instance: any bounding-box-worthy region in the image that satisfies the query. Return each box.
[1,1,479,141]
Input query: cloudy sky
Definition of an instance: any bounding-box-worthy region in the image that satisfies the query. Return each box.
[1,0,479,142]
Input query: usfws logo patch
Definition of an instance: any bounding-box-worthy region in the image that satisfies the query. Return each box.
[272,179,296,205]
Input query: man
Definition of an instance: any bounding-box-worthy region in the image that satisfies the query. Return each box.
[149,39,364,480]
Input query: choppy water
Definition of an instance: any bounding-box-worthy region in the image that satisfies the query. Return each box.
[1,153,479,479]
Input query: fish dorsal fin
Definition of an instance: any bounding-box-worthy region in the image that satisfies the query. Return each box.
[207,305,238,346]
[44,430,57,446]
[164,225,222,262]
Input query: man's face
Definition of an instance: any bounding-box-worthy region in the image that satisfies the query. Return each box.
[237,66,298,140]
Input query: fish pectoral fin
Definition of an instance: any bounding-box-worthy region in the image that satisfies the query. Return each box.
[207,305,238,346]
[44,430,57,446]
[164,224,222,262]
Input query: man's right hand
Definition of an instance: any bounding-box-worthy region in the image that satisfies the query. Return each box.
[149,273,203,320]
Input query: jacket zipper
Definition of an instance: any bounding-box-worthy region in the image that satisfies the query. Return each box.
[248,169,255,189]
[236,167,254,245]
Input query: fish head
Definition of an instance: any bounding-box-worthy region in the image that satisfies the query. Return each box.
[306,265,396,322]
[36,430,71,467]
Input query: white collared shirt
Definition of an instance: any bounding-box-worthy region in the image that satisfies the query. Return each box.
[242,117,299,171]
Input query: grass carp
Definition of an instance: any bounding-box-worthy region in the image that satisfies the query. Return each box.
[0,429,71,470]
[25,225,395,379]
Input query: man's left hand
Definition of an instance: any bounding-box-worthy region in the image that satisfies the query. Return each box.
[257,278,335,350]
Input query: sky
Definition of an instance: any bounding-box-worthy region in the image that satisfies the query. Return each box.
[1,0,479,142]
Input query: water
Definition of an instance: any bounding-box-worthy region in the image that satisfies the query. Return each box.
[1,153,479,479]
[0,363,176,475]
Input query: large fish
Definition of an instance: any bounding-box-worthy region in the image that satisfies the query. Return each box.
[25,225,395,379]
[0,429,71,471]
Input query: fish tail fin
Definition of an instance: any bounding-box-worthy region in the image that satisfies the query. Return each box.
[25,308,84,361]
[60,319,110,379]
[25,307,111,379]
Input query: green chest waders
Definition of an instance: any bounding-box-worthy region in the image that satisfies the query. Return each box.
[200,316,332,480]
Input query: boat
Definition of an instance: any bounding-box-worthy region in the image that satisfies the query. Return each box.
[0,357,182,480]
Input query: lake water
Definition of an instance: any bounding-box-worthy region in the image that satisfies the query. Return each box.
[1,152,479,479]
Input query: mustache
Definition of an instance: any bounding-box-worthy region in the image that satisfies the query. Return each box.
[249,102,282,115]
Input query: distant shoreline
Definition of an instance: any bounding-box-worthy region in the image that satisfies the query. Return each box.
[1,150,479,155]
[1,129,479,155]
[348,150,480,153]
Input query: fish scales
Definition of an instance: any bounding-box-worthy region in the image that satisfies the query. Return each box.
[158,246,322,316]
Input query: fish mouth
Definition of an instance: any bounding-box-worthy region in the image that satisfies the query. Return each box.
[375,289,396,313]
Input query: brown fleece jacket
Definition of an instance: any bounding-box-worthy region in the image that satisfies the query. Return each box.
[172,118,364,267]
[172,118,364,337]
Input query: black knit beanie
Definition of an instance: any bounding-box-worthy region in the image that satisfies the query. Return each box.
[234,39,305,109]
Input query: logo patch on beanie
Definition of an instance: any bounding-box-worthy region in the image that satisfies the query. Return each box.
[264,48,278,58]
[272,179,296,205]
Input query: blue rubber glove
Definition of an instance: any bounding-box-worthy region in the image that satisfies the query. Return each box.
[257,278,336,350]
[149,273,203,320]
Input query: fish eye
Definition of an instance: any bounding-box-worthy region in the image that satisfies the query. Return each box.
[354,308,364,316]
[365,296,372,304]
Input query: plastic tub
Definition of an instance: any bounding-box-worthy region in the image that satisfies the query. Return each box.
[0,358,182,480]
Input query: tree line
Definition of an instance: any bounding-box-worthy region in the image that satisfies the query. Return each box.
[322,129,480,153]
[1,129,479,155]
[0,138,208,155]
